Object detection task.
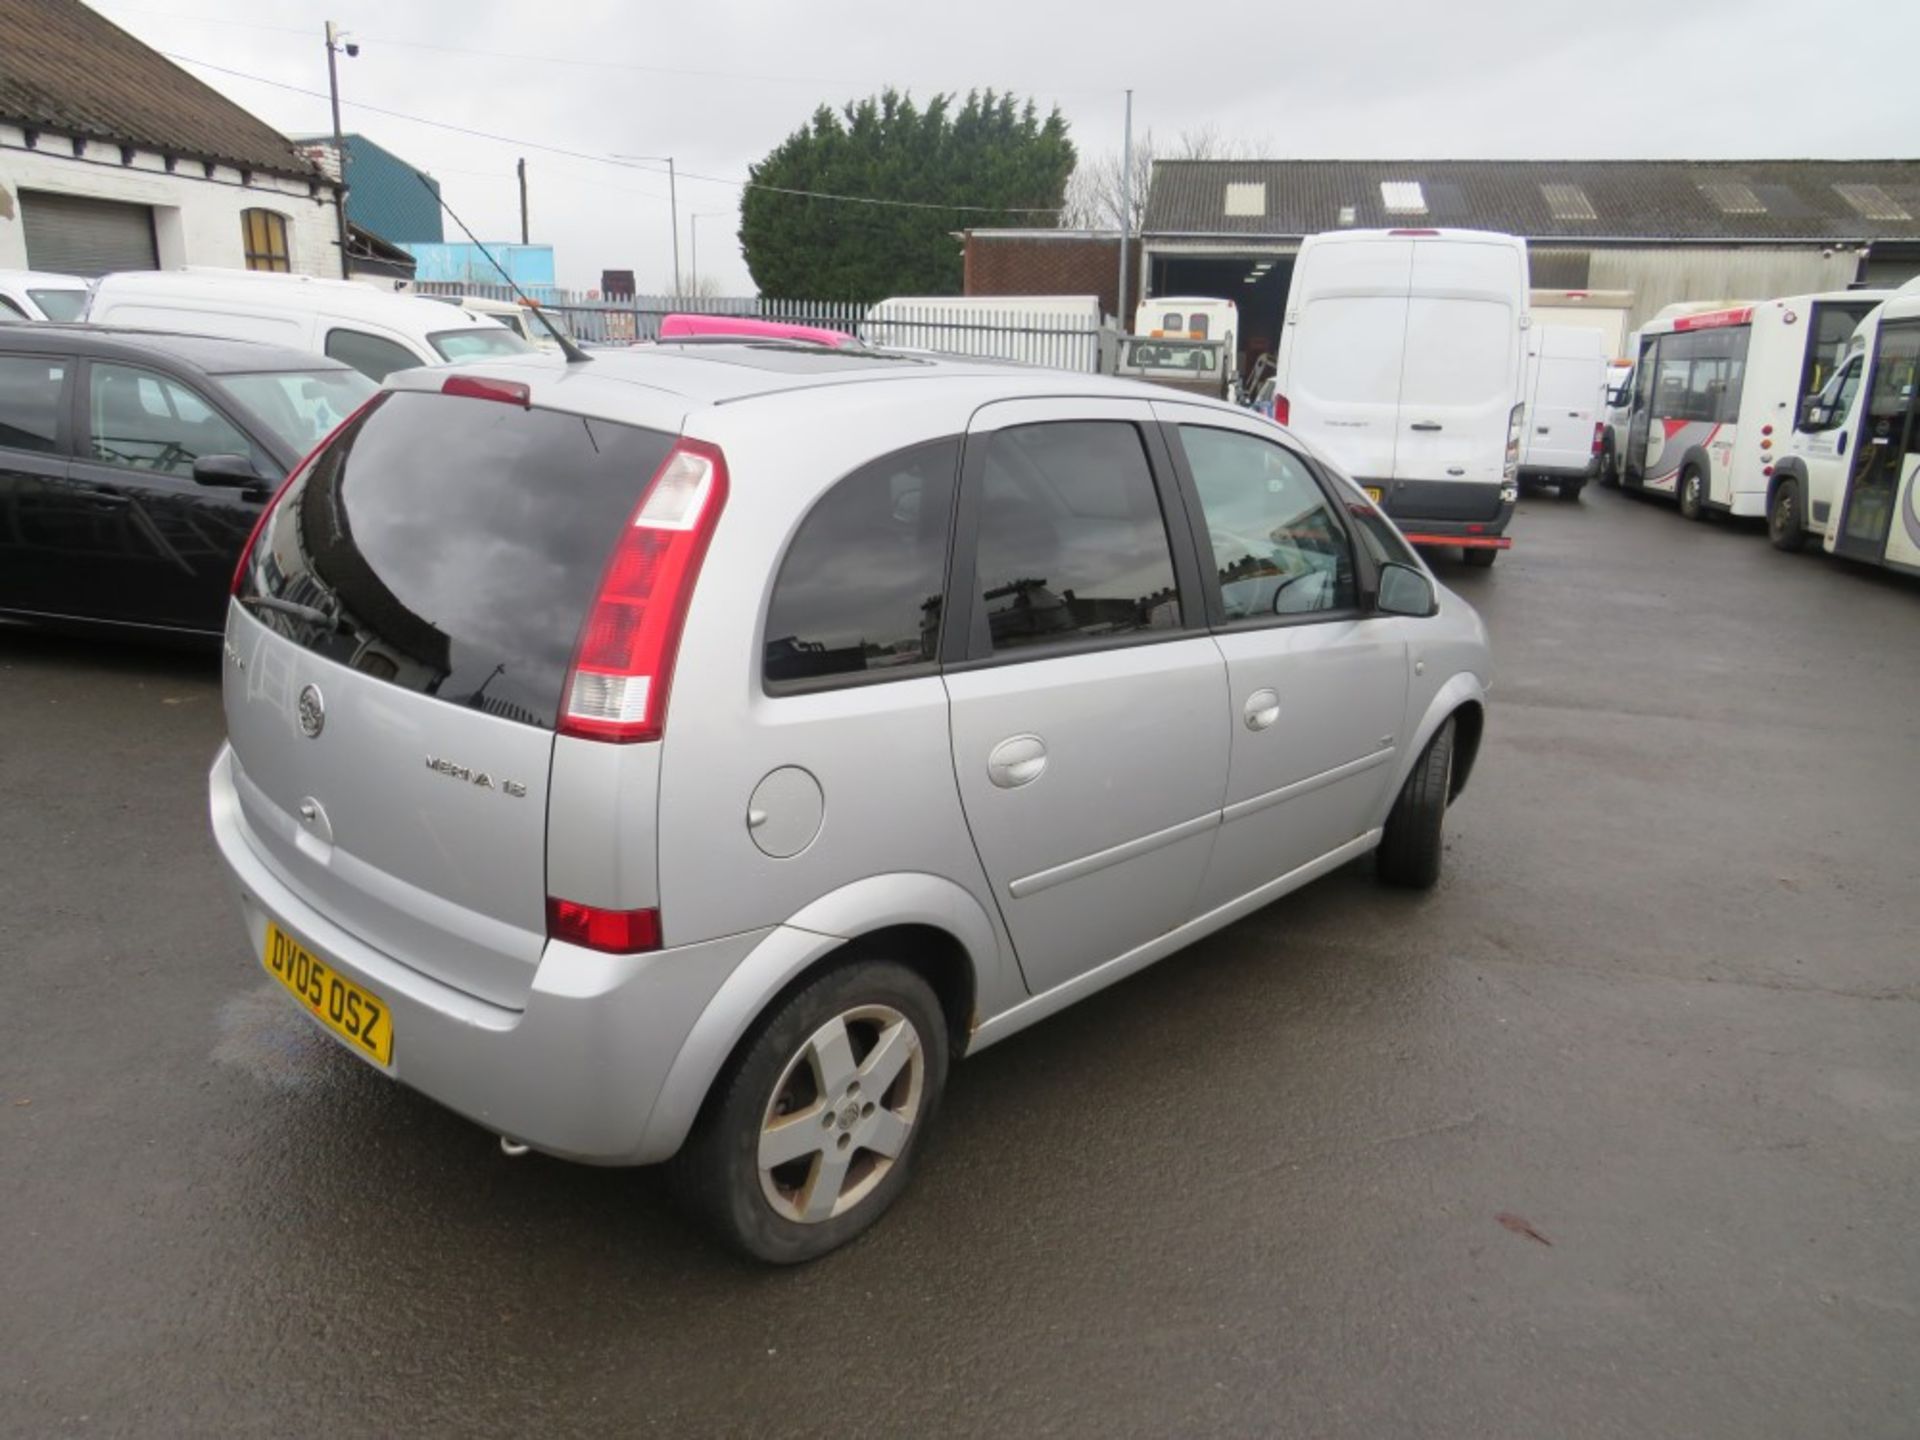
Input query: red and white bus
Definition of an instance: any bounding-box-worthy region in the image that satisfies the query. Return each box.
[1619,290,1890,522]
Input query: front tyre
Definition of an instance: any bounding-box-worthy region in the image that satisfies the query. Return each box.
[670,959,949,1264]
[1678,466,1708,521]
[1768,478,1808,552]
[1377,718,1455,890]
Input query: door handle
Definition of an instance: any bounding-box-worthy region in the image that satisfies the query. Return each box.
[986,734,1047,789]
[1837,432,1848,457]
[1243,689,1281,731]
[1410,422,1443,432]
[82,489,130,509]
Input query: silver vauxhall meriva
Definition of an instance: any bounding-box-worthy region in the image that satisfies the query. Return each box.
[210,339,1492,1262]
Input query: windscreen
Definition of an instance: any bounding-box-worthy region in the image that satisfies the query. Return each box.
[220,369,377,455]
[28,288,87,322]
[429,327,534,361]
[236,391,675,730]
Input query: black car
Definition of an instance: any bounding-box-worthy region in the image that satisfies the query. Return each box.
[0,324,375,640]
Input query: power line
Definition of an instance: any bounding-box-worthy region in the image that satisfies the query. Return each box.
[164,52,1066,215]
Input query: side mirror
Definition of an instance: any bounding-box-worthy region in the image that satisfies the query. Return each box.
[1375,562,1436,618]
[192,453,262,488]
[1800,402,1832,432]
[1605,386,1628,408]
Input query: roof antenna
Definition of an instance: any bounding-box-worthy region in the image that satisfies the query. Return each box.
[413,172,592,364]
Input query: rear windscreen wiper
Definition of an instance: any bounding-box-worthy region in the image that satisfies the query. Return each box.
[238,593,349,633]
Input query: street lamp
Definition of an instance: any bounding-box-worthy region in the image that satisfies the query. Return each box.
[610,153,679,297]
[324,21,358,280]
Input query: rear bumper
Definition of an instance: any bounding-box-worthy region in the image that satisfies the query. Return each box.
[209,744,769,1165]
[1520,460,1597,482]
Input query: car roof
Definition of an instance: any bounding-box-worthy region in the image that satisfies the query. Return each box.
[386,339,1234,419]
[0,321,357,374]
[91,268,508,330]
[0,268,89,289]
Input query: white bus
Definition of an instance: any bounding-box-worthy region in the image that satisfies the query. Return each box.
[1273,228,1529,565]
[1618,289,1889,521]
[1803,285,1920,577]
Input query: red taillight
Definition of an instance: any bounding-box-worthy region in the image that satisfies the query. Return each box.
[558,437,729,743]
[546,897,661,953]
[231,392,388,595]
[442,374,531,406]
[1272,392,1290,426]
[1761,423,1774,436]
[1591,421,1605,455]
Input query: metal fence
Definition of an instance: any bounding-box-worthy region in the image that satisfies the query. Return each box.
[413,282,1110,372]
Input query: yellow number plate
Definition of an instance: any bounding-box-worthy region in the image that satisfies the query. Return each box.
[263,922,393,1066]
[1363,486,1384,504]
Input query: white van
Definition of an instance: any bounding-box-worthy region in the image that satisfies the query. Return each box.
[1519,325,1607,498]
[1273,228,1528,566]
[1618,288,1888,521]
[83,268,532,380]
[435,294,575,353]
[0,268,91,322]
[1529,288,1633,360]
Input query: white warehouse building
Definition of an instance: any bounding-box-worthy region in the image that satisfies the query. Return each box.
[0,0,342,281]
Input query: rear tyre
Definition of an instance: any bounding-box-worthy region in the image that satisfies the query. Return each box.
[1599,444,1619,488]
[1463,547,1498,568]
[1377,718,1455,890]
[1678,466,1708,521]
[1768,478,1808,552]
[669,958,949,1265]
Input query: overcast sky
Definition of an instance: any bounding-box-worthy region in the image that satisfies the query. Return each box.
[90,0,1920,296]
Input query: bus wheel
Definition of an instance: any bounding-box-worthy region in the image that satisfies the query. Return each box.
[1599,444,1619,487]
[1768,479,1807,552]
[1464,548,1497,568]
[1678,467,1708,521]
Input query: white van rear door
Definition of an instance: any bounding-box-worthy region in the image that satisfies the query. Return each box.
[1283,237,1413,485]
[1392,240,1522,486]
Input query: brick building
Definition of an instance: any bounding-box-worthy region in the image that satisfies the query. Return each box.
[962,228,1128,320]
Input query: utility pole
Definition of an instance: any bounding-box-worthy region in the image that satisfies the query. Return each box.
[323,21,355,279]
[1117,88,1133,328]
[667,158,681,297]
[609,154,680,296]
[517,157,529,245]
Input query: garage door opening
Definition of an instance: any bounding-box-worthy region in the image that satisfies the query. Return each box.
[21,190,159,277]
[1145,253,1294,387]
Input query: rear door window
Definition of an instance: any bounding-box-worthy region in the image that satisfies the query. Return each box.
[970,421,1181,653]
[763,439,958,689]
[324,328,424,381]
[86,363,257,476]
[237,392,675,730]
[0,355,67,453]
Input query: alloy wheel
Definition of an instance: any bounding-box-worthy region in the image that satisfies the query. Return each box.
[757,1005,926,1224]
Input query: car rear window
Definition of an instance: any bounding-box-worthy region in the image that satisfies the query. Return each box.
[236,391,675,730]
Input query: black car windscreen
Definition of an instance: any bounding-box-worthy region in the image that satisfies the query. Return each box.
[238,391,675,730]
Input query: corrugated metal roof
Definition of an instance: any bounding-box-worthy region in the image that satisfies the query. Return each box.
[1144,159,1920,241]
[0,0,322,181]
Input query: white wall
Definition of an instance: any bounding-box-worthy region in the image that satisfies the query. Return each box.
[0,124,340,277]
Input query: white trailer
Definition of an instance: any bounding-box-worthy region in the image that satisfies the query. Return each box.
[862,295,1105,372]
